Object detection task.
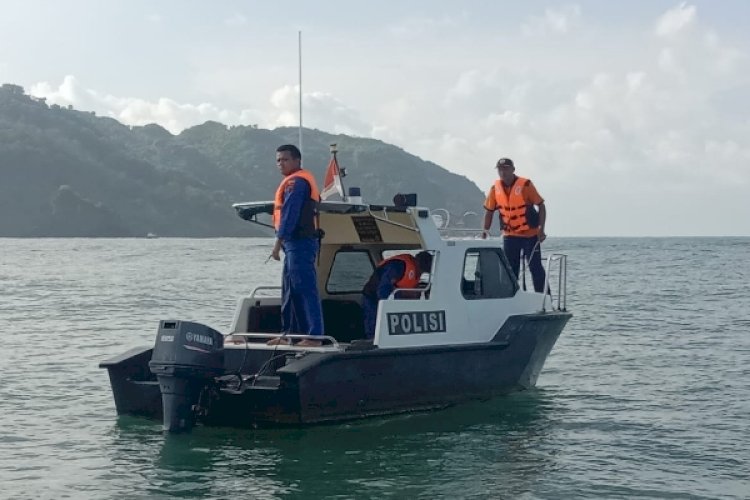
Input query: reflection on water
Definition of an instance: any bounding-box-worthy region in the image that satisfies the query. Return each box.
[105,392,555,499]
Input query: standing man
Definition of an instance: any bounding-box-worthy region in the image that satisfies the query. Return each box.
[361,251,433,339]
[268,144,324,347]
[482,157,547,293]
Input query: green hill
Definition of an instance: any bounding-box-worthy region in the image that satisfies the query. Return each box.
[0,83,484,237]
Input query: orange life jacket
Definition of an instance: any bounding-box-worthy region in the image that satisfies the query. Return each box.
[380,254,420,289]
[273,169,321,233]
[494,177,532,235]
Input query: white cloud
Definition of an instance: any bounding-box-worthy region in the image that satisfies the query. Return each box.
[29,75,266,134]
[224,14,247,26]
[704,139,750,185]
[371,98,420,145]
[388,13,468,37]
[485,110,522,128]
[146,13,162,24]
[445,69,489,102]
[657,47,680,74]
[653,6,745,81]
[269,84,371,137]
[359,3,749,231]
[28,76,371,138]
[703,30,744,73]
[655,2,696,38]
[521,5,582,37]
[30,75,95,109]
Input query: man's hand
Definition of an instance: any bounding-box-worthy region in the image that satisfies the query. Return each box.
[271,239,282,261]
[538,228,547,242]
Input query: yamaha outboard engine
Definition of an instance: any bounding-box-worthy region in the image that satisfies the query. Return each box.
[148,320,224,433]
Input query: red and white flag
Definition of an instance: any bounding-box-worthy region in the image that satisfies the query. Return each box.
[321,154,344,200]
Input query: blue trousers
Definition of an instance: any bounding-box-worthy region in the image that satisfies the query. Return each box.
[362,296,378,339]
[503,235,546,293]
[281,238,324,336]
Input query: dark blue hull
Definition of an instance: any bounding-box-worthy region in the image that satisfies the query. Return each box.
[100,312,570,428]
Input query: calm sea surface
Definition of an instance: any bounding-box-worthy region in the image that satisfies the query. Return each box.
[1,237,748,499]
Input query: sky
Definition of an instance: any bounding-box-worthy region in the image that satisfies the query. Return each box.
[1,1,749,236]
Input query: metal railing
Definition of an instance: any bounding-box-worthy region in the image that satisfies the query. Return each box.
[366,207,421,232]
[391,283,431,300]
[226,333,341,350]
[437,228,486,237]
[249,285,282,301]
[520,252,567,312]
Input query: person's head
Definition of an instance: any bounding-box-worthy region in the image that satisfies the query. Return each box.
[276,144,302,176]
[415,251,433,274]
[495,157,515,184]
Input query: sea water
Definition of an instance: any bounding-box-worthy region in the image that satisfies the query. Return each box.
[1,237,748,499]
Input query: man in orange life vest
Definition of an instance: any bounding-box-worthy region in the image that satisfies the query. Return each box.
[268,144,324,347]
[361,251,433,339]
[482,157,547,293]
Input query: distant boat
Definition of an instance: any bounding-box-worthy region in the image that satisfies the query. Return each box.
[145,233,158,239]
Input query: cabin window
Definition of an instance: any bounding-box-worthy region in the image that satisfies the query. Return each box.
[326,250,375,294]
[461,249,517,299]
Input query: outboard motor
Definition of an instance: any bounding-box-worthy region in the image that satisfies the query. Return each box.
[148,320,224,433]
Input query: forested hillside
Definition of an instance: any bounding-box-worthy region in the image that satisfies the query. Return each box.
[0,83,484,237]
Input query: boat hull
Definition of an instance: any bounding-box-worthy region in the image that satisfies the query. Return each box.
[100,312,570,428]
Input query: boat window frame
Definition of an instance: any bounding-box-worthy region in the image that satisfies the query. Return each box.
[460,247,518,300]
[324,248,376,295]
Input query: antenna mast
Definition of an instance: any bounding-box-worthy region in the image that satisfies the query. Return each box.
[298,30,303,154]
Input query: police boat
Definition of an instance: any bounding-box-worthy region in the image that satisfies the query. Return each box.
[100,190,571,432]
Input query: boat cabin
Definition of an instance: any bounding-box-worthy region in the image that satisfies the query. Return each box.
[229,196,567,350]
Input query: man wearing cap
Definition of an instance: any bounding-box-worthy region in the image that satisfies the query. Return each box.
[482,158,547,293]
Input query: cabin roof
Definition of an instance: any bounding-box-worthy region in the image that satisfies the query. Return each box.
[232,200,413,222]
[231,200,490,250]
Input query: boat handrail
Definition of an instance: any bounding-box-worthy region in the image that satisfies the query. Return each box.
[538,253,567,312]
[390,283,431,300]
[366,207,420,232]
[437,228,488,240]
[228,333,341,350]
[438,228,485,234]
[249,286,282,301]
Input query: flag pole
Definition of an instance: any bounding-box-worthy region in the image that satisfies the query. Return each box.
[298,31,303,155]
[330,143,347,202]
